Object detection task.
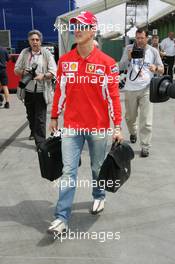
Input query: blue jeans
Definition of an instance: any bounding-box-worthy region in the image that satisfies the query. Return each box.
[55,129,108,223]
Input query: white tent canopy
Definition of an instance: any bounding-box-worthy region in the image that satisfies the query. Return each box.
[160,0,175,5]
[54,0,127,56]
[139,5,175,28]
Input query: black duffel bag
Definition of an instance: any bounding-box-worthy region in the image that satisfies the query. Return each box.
[97,141,134,193]
[0,93,4,104]
[37,136,63,181]
[37,135,82,182]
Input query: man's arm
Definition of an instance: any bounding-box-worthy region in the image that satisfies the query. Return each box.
[47,52,57,78]
[14,50,26,76]
[43,49,57,80]
[149,48,164,75]
[160,39,166,52]
[119,45,133,71]
[49,60,66,132]
[106,61,123,142]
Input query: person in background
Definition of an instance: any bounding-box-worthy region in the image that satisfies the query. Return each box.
[0,46,10,108]
[151,35,166,58]
[14,30,57,147]
[120,28,164,157]
[160,32,175,79]
[151,35,166,75]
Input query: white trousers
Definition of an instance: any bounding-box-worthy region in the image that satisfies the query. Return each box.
[124,87,153,149]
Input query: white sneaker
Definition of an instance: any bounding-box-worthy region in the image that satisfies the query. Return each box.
[90,199,105,215]
[47,219,68,235]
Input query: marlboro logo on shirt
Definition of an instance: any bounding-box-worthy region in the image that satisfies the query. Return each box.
[86,63,106,74]
[110,63,119,74]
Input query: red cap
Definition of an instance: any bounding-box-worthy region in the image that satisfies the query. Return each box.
[69,11,98,26]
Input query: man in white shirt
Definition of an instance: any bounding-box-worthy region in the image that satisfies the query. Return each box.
[160,32,175,79]
[120,28,164,157]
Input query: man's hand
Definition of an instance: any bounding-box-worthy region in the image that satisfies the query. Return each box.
[148,64,157,73]
[22,70,29,76]
[49,119,58,133]
[160,51,166,58]
[15,69,28,77]
[112,128,124,143]
[34,73,45,81]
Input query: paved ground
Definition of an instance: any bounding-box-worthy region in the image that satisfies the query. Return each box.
[0,93,175,264]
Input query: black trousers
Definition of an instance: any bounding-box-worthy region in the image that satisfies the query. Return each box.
[163,56,175,79]
[0,69,8,85]
[24,91,47,145]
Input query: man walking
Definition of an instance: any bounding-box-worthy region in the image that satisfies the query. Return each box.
[120,28,164,157]
[49,11,123,235]
[160,32,175,79]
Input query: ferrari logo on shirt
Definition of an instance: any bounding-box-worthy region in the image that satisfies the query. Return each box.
[62,62,78,72]
[110,63,119,74]
[86,64,96,73]
[86,63,105,74]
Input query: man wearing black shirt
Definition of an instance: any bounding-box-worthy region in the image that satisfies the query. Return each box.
[0,46,10,108]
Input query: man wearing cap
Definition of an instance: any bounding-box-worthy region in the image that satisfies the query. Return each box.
[48,11,123,235]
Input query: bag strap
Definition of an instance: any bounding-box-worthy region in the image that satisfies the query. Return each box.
[129,59,145,81]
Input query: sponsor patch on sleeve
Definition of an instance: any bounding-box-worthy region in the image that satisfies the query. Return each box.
[110,63,119,74]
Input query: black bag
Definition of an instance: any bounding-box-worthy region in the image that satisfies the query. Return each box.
[37,136,63,181]
[0,93,4,103]
[97,141,134,193]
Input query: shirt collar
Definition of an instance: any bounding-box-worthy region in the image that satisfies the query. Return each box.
[31,50,41,56]
[73,46,97,61]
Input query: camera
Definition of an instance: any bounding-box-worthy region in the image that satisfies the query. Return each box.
[19,63,38,89]
[150,76,175,103]
[131,44,144,59]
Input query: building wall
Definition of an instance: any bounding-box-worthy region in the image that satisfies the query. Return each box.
[0,0,76,51]
[102,39,124,61]
[149,13,175,40]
